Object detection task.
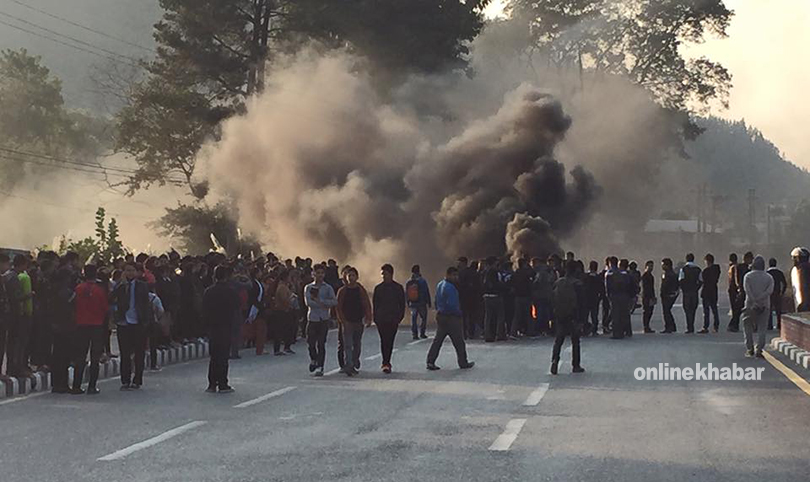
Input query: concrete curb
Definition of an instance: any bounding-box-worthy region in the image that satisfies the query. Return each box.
[770,337,810,369]
[0,340,209,400]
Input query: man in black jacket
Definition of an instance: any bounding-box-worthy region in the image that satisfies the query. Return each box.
[204,265,240,393]
[641,260,656,334]
[700,254,721,334]
[660,259,680,333]
[679,253,703,334]
[112,262,151,390]
[584,261,603,336]
[511,258,535,337]
[373,264,406,374]
[482,257,505,342]
[767,258,787,330]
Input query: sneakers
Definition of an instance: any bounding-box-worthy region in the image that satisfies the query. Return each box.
[69,387,85,395]
[205,386,217,393]
[745,350,755,358]
[86,386,100,395]
[697,329,709,334]
[131,383,142,390]
[413,335,420,341]
[150,366,163,372]
[218,386,235,393]
[426,363,441,371]
[120,383,132,391]
[382,364,392,374]
[459,362,475,369]
[314,367,324,377]
[643,328,656,334]
[755,351,765,359]
[420,333,428,339]
[309,363,317,373]
[550,361,559,375]
[572,366,585,373]
[284,348,295,355]
[274,351,286,356]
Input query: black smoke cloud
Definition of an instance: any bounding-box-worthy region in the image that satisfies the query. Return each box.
[203,51,599,278]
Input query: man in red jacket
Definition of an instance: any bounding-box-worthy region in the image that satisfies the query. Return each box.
[73,265,109,395]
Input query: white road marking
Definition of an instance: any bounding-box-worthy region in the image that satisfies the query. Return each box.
[233,386,296,409]
[98,421,207,461]
[489,418,527,452]
[324,368,342,376]
[522,383,550,406]
[407,338,429,346]
[0,390,50,406]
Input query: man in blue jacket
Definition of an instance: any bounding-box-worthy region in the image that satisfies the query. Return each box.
[426,267,474,371]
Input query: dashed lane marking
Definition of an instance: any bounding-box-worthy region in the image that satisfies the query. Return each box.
[522,384,550,406]
[233,386,297,409]
[489,418,527,452]
[98,421,208,461]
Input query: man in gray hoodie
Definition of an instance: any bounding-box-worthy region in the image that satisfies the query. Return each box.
[742,256,773,358]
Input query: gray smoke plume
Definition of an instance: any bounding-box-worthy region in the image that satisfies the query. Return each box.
[201,50,598,278]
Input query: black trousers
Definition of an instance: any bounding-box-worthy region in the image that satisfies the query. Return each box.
[703,297,720,330]
[272,310,295,353]
[682,291,699,332]
[0,317,8,376]
[484,296,505,341]
[307,321,329,368]
[208,331,230,389]
[552,317,581,367]
[30,314,52,368]
[427,314,469,367]
[7,315,31,376]
[642,299,655,331]
[601,298,612,332]
[662,296,677,332]
[462,302,482,339]
[51,328,75,391]
[377,322,398,366]
[73,325,104,389]
[728,291,742,330]
[118,324,147,386]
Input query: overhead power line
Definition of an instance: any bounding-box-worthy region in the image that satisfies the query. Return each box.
[6,0,155,53]
[0,10,142,65]
[0,17,140,68]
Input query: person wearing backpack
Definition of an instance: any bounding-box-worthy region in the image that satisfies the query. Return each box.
[406,265,431,340]
[551,260,585,375]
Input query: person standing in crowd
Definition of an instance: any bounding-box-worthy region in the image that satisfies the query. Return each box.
[628,261,641,314]
[551,260,586,374]
[49,266,76,393]
[5,255,33,377]
[727,253,741,332]
[482,256,505,342]
[660,258,680,334]
[0,254,10,380]
[457,257,477,339]
[767,258,787,331]
[531,257,556,336]
[373,264,405,374]
[607,258,634,339]
[511,258,535,338]
[500,259,516,337]
[640,260,656,334]
[406,265,431,340]
[700,254,721,334]
[112,262,150,390]
[272,270,296,356]
[426,267,474,371]
[204,265,239,393]
[731,252,753,333]
[742,256,773,358]
[583,261,603,336]
[304,265,338,377]
[600,256,613,334]
[335,267,372,376]
[790,247,810,312]
[679,253,703,334]
[72,265,108,395]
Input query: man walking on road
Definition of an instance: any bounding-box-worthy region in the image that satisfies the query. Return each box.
[742,256,773,358]
[112,262,151,390]
[373,264,405,374]
[335,267,372,376]
[304,265,338,377]
[700,254,721,334]
[406,265,431,340]
[551,261,586,375]
[679,253,703,334]
[204,265,239,393]
[426,267,474,371]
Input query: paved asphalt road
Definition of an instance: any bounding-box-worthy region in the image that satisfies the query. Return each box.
[2,302,809,482]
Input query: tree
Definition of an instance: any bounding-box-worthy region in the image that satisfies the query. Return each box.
[510,0,732,118]
[0,49,112,189]
[151,201,260,256]
[93,207,126,263]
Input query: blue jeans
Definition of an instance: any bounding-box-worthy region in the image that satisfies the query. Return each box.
[410,305,428,336]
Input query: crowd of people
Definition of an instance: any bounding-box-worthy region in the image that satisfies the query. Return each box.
[1,245,808,395]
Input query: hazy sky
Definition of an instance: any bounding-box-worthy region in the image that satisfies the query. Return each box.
[486,0,810,170]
